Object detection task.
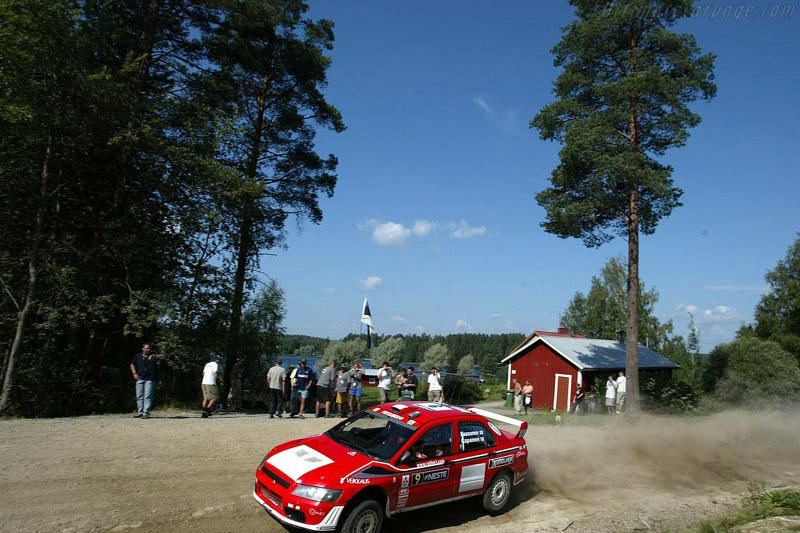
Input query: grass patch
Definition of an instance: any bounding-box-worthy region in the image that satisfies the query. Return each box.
[694,484,800,532]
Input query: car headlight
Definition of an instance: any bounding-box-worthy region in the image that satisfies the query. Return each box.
[291,485,342,503]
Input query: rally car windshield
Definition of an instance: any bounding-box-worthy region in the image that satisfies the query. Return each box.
[326,410,416,462]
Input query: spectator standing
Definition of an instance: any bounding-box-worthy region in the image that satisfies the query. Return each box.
[513,378,522,415]
[335,366,349,417]
[290,359,312,418]
[522,380,534,415]
[615,371,627,413]
[605,374,617,415]
[377,362,393,403]
[315,360,336,418]
[586,385,597,414]
[201,353,223,418]
[427,367,443,402]
[130,343,166,419]
[283,366,294,414]
[348,362,363,413]
[571,384,585,414]
[394,367,407,400]
[227,358,243,411]
[403,367,419,400]
[267,359,286,418]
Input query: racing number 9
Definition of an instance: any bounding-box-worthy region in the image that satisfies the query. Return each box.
[413,473,421,485]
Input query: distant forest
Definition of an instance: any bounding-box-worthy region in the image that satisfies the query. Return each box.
[279,332,526,377]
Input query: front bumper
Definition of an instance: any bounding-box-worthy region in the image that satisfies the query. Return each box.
[253,485,344,531]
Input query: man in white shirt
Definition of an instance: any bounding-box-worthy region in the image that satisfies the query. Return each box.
[427,367,443,402]
[377,362,393,403]
[615,371,627,413]
[201,353,223,418]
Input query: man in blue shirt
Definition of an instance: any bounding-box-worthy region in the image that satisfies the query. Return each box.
[290,359,313,418]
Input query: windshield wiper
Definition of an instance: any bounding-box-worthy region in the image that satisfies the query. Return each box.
[338,435,373,458]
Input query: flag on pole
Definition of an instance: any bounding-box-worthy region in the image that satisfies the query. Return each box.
[361,298,374,350]
[361,298,373,329]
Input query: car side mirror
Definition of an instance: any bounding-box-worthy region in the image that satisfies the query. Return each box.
[399,450,414,465]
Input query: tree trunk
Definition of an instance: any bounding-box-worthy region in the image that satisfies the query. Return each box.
[625,184,640,412]
[0,130,53,413]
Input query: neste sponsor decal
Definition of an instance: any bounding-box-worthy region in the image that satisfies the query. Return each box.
[489,455,514,469]
[411,469,449,485]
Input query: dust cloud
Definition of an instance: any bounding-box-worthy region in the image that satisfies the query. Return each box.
[529,410,800,502]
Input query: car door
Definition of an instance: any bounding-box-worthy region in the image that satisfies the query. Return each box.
[394,422,454,511]
[450,420,498,497]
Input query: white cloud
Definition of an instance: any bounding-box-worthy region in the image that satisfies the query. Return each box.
[320,288,336,296]
[391,315,407,325]
[359,218,489,245]
[373,222,411,246]
[704,284,768,293]
[676,304,700,316]
[473,95,518,132]
[448,220,488,239]
[413,219,433,237]
[358,276,383,292]
[673,303,749,349]
[456,319,473,331]
[473,95,494,118]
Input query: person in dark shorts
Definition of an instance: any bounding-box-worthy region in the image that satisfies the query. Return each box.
[290,359,312,418]
[315,360,336,418]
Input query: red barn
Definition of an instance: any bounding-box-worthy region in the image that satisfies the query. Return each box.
[501,329,679,411]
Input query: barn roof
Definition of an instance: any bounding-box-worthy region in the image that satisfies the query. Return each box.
[500,334,679,370]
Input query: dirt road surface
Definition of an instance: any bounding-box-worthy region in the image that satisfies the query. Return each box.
[1,407,798,533]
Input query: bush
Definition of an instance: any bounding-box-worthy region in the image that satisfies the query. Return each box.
[640,374,699,413]
[442,379,483,404]
[711,337,800,406]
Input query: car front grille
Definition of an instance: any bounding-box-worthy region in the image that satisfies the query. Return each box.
[261,465,290,488]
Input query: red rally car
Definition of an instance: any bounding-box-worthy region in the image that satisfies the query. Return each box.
[253,401,529,533]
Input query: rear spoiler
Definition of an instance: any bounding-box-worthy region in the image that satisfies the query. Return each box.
[466,406,528,440]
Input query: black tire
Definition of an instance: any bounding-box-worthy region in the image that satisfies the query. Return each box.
[340,499,383,533]
[482,472,512,514]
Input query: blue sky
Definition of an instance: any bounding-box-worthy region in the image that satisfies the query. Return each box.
[262,1,799,351]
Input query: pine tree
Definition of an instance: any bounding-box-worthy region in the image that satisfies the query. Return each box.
[531,0,716,411]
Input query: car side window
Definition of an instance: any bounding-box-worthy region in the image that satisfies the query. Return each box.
[410,423,453,460]
[458,421,496,453]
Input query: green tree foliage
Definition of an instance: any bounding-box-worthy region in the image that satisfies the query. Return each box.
[371,336,406,368]
[531,0,716,411]
[422,343,450,371]
[0,0,340,415]
[560,257,673,346]
[202,0,344,355]
[319,338,364,369]
[457,354,476,374]
[751,235,800,362]
[706,337,800,405]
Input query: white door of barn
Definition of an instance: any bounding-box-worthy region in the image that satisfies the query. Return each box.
[553,373,572,412]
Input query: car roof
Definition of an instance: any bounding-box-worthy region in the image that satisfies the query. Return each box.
[369,401,483,428]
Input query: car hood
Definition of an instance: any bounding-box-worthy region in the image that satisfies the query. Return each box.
[265,434,374,486]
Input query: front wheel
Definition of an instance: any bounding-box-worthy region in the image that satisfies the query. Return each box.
[340,499,383,533]
[482,472,512,514]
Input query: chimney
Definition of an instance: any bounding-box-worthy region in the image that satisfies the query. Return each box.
[615,329,625,343]
[557,327,568,334]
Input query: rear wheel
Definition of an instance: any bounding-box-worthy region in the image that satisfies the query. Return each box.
[340,499,383,533]
[482,472,512,513]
